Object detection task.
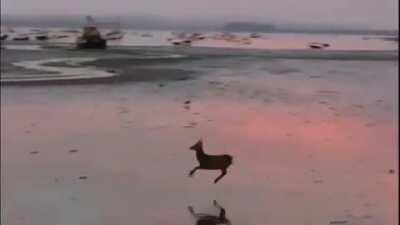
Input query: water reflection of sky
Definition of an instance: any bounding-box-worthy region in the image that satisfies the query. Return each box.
[1,56,398,225]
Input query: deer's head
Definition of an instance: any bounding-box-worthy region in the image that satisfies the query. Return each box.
[190,139,203,151]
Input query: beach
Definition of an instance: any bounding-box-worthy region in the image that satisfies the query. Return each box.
[1,35,398,225]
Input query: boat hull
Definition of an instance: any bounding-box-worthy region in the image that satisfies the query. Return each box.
[76,38,107,49]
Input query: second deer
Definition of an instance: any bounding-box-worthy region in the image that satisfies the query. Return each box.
[188,200,231,225]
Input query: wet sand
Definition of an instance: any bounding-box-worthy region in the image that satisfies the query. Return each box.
[1,46,398,225]
[1,45,397,86]
[1,47,197,85]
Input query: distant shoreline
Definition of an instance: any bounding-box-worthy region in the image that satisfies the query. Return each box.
[1,15,398,36]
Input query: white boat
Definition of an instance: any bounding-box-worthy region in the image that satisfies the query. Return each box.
[104,30,124,40]
[12,34,30,41]
[170,39,192,46]
[187,33,206,41]
[308,42,330,49]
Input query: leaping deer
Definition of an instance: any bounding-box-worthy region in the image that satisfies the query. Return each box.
[188,139,233,183]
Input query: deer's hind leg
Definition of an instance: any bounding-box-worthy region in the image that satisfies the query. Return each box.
[214,168,227,183]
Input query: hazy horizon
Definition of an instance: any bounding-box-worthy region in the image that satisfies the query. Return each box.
[1,0,398,30]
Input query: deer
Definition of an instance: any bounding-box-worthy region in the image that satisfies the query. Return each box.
[188,139,233,183]
[188,200,231,225]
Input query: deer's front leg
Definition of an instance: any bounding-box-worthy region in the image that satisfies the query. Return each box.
[188,206,200,219]
[214,169,227,183]
[189,166,200,177]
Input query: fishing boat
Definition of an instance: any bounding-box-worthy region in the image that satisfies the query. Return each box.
[76,26,107,49]
[76,16,107,49]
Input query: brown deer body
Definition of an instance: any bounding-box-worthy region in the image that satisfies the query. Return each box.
[188,139,233,183]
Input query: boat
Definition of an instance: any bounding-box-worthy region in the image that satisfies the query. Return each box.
[76,16,107,49]
[308,42,330,49]
[35,33,49,40]
[171,39,192,46]
[104,19,125,40]
[381,36,399,42]
[1,34,8,41]
[250,33,261,38]
[51,34,70,39]
[104,30,124,40]
[12,35,30,41]
[309,44,323,49]
[187,33,206,41]
[76,26,107,49]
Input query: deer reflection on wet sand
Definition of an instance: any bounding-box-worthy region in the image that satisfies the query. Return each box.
[188,139,233,183]
[188,200,232,225]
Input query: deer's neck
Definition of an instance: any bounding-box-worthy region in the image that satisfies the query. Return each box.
[196,149,206,159]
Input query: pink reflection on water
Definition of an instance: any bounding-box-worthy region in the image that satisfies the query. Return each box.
[1,84,397,225]
[201,100,397,170]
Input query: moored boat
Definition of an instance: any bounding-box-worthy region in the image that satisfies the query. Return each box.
[12,35,30,41]
[308,42,330,49]
[250,33,262,38]
[104,30,124,40]
[76,16,107,49]
[171,39,192,46]
[1,34,8,41]
[35,33,49,41]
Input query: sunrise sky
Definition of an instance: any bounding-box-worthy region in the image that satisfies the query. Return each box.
[1,0,398,29]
